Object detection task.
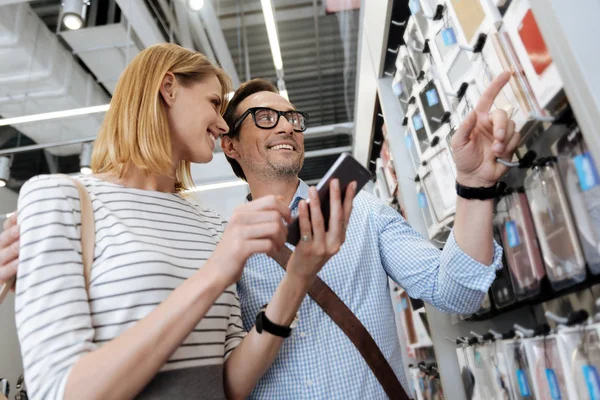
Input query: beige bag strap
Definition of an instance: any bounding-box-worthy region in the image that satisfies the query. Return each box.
[68,177,95,290]
[0,177,95,302]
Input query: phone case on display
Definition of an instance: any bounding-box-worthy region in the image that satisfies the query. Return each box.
[524,161,587,290]
[457,346,483,400]
[410,366,426,400]
[502,339,535,399]
[406,130,422,174]
[475,293,492,316]
[473,28,529,131]
[496,31,545,119]
[502,0,564,109]
[457,344,500,400]
[421,148,457,223]
[416,181,436,234]
[489,340,517,399]
[398,45,420,84]
[404,17,428,75]
[556,325,600,400]
[408,0,431,39]
[524,336,569,400]
[409,106,431,157]
[474,345,504,399]
[491,224,517,309]
[495,191,545,299]
[419,80,448,136]
[555,128,600,274]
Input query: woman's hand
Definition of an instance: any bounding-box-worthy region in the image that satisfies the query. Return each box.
[210,195,291,288]
[286,179,356,286]
[0,212,19,292]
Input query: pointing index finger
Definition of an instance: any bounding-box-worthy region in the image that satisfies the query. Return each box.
[474,71,511,113]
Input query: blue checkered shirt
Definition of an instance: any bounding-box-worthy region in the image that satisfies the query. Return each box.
[237,180,502,399]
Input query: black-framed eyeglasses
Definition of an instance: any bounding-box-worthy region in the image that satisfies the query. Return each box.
[233,107,310,133]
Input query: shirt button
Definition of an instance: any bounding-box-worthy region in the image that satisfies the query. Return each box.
[306,379,313,387]
[299,332,307,338]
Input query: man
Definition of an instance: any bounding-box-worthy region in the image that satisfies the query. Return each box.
[1,72,518,398]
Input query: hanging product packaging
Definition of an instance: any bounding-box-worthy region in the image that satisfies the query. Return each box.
[502,338,536,399]
[491,223,517,309]
[489,340,517,399]
[421,147,457,223]
[495,190,545,299]
[416,180,436,233]
[556,324,600,400]
[555,127,600,274]
[457,345,484,400]
[406,129,422,174]
[410,365,426,400]
[475,293,492,316]
[468,344,502,399]
[523,335,569,400]
[524,160,587,290]
[418,80,448,137]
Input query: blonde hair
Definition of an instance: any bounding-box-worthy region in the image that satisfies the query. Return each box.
[91,43,231,192]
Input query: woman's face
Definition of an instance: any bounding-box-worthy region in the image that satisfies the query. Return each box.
[162,73,229,164]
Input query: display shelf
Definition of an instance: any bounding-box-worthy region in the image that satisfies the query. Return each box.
[360,1,600,399]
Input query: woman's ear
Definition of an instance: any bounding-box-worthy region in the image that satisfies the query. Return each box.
[221,135,240,159]
[159,72,178,107]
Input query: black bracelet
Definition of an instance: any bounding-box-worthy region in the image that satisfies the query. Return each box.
[455,181,499,200]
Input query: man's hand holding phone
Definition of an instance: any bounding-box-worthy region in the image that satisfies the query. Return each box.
[285,179,356,286]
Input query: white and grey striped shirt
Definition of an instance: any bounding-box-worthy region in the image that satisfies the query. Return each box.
[15,175,244,400]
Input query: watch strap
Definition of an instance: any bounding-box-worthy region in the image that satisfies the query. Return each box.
[255,307,293,338]
[455,181,499,200]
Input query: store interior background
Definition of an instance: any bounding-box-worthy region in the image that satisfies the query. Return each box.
[1,0,600,399]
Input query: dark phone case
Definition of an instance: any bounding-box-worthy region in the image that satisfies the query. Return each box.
[286,153,373,245]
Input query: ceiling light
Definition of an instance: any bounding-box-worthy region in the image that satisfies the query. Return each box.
[62,0,87,31]
[277,79,289,101]
[0,157,10,188]
[260,0,283,71]
[188,0,205,10]
[80,142,93,174]
[0,104,110,127]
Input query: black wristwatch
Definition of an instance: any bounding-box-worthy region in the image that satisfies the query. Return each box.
[455,181,499,200]
[255,305,299,338]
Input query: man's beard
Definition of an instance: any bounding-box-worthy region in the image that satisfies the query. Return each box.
[267,155,304,178]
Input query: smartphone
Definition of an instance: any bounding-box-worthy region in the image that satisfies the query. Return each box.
[286,153,372,245]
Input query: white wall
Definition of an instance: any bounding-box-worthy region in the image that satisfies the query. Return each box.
[0,187,23,390]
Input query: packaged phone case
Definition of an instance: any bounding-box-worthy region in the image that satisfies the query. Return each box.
[556,325,600,400]
[419,80,447,136]
[525,160,587,290]
[524,335,569,400]
[457,345,485,400]
[495,191,545,299]
[502,339,535,399]
[555,127,600,274]
[489,340,516,399]
[405,130,422,174]
[470,344,499,398]
[475,293,492,316]
[491,224,517,309]
[416,181,436,232]
[421,148,456,223]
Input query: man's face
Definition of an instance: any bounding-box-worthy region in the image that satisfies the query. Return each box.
[226,91,305,181]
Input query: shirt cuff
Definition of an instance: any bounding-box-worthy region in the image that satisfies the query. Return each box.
[439,229,503,292]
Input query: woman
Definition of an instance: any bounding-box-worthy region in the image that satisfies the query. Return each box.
[14,43,355,400]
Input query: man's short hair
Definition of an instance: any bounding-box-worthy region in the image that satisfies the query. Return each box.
[222,78,279,181]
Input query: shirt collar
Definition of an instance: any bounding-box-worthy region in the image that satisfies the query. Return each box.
[246,180,310,211]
